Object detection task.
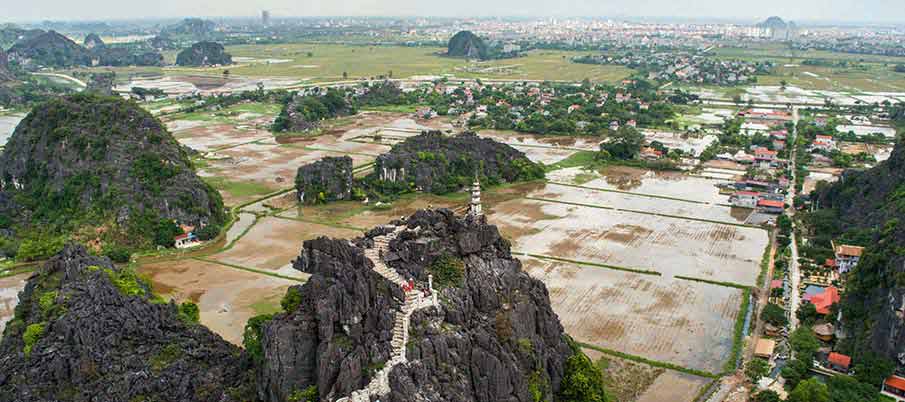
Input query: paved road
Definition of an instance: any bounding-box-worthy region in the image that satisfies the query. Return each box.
[787,107,802,330]
[31,72,87,88]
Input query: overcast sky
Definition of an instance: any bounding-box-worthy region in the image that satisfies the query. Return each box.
[5,0,904,24]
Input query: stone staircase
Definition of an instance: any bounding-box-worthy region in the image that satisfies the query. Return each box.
[336,226,437,402]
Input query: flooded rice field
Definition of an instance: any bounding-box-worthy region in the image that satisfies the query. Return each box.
[0,273,29,334]
[0,113,25,147]
[523,257,742,373]
[138,259,296,345]
[493,198,766,285]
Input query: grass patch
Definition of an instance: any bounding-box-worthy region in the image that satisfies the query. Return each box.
[521,253,660,276]
[204,177,277,199]
[249,294,283,316]
[757,233,775,288]
[723,288,752,375]
[673,275,749,290]
[150,343,182,373]
[578,342,717,379]
[545,151,602,172]
[22,322,46,357]
[360,104,424,113]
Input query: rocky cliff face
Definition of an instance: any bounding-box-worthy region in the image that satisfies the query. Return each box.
[176,41,232,67]
[258,209,575,402]
[8,30,91,68]
[0,94,224,246]
[447,31,489,60]
[816,139,905,364]
[0,244,255,401]
[371,131,544,194]
[295,156,354,204]
[83,33,105,50]
[0,49,13,83]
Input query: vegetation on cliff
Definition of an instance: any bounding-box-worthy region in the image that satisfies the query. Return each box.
[447,30,489,60]
[0,94,225,260]
[176,41,232,66]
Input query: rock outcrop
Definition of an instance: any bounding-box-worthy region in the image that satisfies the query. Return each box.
[0,244,255,401]
[370,131,544,194]
[816,139,905,365]
[0,49,14,83]
[0,94,225,247]
[83,33,105,50]
[272,90,356,133]
[295,156,354,204]
[162,18,217,39]
[447,31,489,60]
[7,30,90,68]
[258,209,577,402]
[176,41,232,67]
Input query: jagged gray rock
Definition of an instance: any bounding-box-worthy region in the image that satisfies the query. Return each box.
[259,209,573,402]
[295,156,354,204]
[0,244,255,402]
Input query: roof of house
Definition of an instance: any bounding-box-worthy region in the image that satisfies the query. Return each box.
[770,279,784,289]
[828,352,851,369]
[825,259,836,267]
[836,244,865,257]
[885,376,905,391]
[755,339,776,357]
[810,286,841,315]
[758,199,785,208]
[736,191,761,197]
[174,233,191,241]
[813,323,835,337]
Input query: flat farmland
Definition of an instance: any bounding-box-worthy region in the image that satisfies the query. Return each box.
[530,182,751,225]
[524,257,741,373]
[0,273,29,333]
[138,259,297,345]
[172,124,273,152]
[636,371,712,402]
[211,217,361,277]
[576,166,732,205]
[491,198,766,286]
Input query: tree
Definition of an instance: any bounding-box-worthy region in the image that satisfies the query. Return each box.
[781,358,810,388]
[558,343,607,402]
[342,71,348,79]
[780,80,789,91]
[761,303,788,327]
[745,358,771,383]
[788,378,830,402]
[827,375,879,402]
[796,303,820,327]
[852,352,895,387]
[751,390,781,402]
[601,127,644,160]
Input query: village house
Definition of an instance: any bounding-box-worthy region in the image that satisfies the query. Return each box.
[754,339,776,359]
[883,376,905,402]
[826,352,851,374]
[730,191,760,208]
[627,119,637,128]
[813,323,835,342]
[833,242,864,274]
[640,147,664,160]
[812,135,837,152]
[609,121,620,131]
[174,224,199,249]
[803,286,841,315]
[758,199,785,214]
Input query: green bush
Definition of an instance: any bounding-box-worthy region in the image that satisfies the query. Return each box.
[23,322,46,356]
[38,291,58,316]
[102,244,132,263]
[16,235,66,262]
[281,287,303,313]
[150,343,182,372]
[243,314,274,365]
[103,267,147,297]
[761,303,788,327]
[177,301,200,324]
[287,386,319,402]
[429,254,465,288]
[558,340,607,402]
[195,224,221,241]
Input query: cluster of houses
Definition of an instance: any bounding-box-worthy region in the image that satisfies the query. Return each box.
[574,52,773,86]
[725,180,787,214]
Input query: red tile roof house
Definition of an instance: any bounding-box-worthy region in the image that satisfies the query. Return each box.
[883,375,905,401]
[803,286,841,315]
[827,352,852,373]
[757,199,785,214]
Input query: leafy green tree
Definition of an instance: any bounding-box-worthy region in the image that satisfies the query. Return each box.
[852,352,895,387]
[195,224,221,241]
[281,287,304,313]
[790,326,821,361]
[177,301,200,324]
[781,358,810,389]
[601,127,644,160]
[788,378,830,402]
[745,358,771,383]
[761,303,788,327]
[796,303,820,327]
[827,375,879,402]
[288,385,319,402]
[243,314,274,365]
[751,390,781,402]
[558,343,607,402]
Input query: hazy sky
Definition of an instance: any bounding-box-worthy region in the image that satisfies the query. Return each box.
[5,0,904,24]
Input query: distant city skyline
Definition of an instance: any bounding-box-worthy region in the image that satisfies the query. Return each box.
[4,0,904,25]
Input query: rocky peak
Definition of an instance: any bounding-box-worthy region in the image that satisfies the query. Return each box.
[258,208,577,402]
[447,30,489,60]
[295,156,354,204]
[176,41,232,67]
[0,244,255,401]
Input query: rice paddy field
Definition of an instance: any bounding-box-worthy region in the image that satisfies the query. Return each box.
[0,273,29,334]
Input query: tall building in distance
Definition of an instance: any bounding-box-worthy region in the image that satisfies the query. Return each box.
[261,10,271,26]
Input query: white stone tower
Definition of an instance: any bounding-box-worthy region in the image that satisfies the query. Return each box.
[469,178,482,217]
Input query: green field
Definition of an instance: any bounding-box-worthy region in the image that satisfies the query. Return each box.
[710,43,905,92]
